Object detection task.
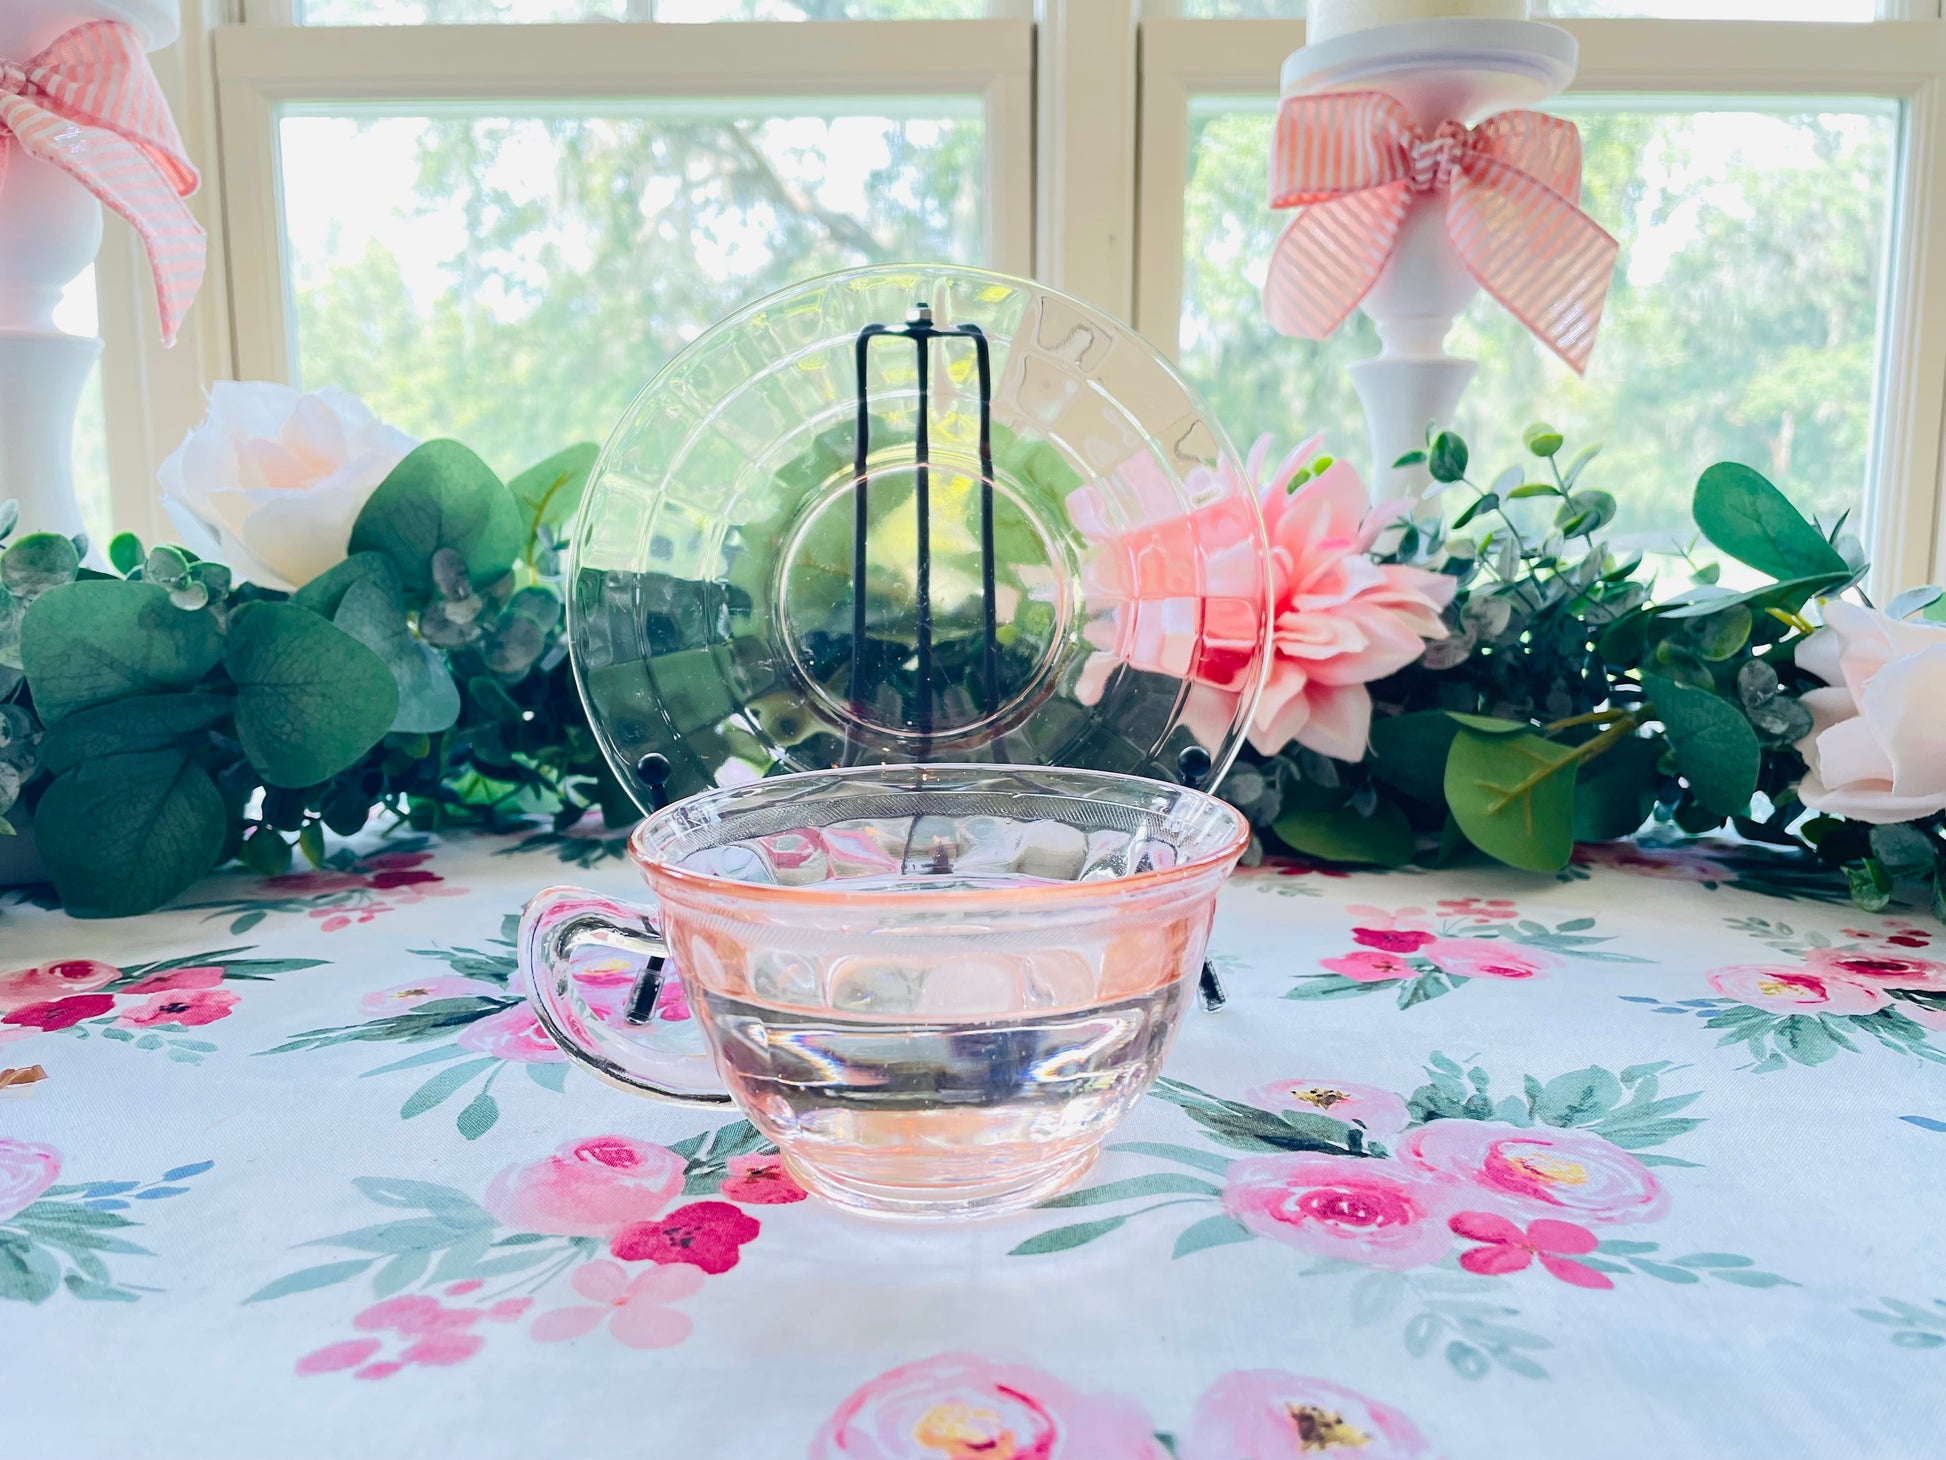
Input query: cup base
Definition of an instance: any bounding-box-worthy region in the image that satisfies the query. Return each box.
[779,1143,1100,1222]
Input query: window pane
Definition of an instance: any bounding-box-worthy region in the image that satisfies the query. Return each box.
[1176,99,1896,558]
[295,0,987,22]
[1167,2,1873,18]
[281,105,986,475]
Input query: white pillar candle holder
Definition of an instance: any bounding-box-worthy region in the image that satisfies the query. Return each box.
[1279,18,1577,498]
[0,0,179,539]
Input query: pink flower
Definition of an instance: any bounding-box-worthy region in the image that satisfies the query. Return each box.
[719,1153,808,1205]
[1571,843,1733,882]
[1708,965,1890,1016]
[530,1259,705,1349]
[266,870,366,894]
[1320,950,1414,983]
[1246,438,1455,759]
[610,1200,760,1275]
[0,959,120,1012]
[2,993,115,1031]
[1420,938,1554,981]
[361,977,485,1012]
[1183,1370,1434,1460]
[118,987,238,1029]
[484,1135,685,1237]
[456,1002,568,1063]
[1222,1154,1456,1269]
[296,1339,382,1376]
[354,1295,481,1336]
[123,965,225,995]
[810,1353,1168,1460]
[1399,1121,1666,1225]
[1804,947,1946,992]
[1351,928,1435,954]
[1449,1210,1612,1289]
[1247,1080,1410,1139]
[1793,600,1946,823]
[0,1138,60,1222]
[398,1333,482,1366]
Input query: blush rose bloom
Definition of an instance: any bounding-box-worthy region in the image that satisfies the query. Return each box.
[0,1139,60,1222]
[0,960,119,1012]
[1804,946,1946,993]
[1398,1121,1666,1225]
[1707,964,1890,1016]
[1183,1370,1434,1460]
[1794,601,1946,823]
[810,1353,1168,1460]
[159,381,417,591]
[1420,938,1555,981]
[1247,1079,1410,1139]
[482,1135,685,1237]
[1223,1154,1457,1269]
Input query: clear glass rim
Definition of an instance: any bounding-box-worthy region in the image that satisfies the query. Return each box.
[629,763,1250,908]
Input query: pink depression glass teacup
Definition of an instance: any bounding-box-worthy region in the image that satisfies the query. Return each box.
[521,764,1248,1219]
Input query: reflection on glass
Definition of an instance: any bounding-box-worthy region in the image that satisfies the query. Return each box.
[281,105,985,477]
[1177,99,1896,556]
[296,0,984,21]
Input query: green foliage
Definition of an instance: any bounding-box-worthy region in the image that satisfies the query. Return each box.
[36,749,228,917]
[225,602,399,788]
[1692,462,1850,582]
[20,581,221,722]
[347,440,523,599]
[1443,730,1578,873]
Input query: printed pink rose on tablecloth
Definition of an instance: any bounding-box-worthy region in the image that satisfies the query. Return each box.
[456,1003,569,1063]
[1223,1154,1456,1269]
[1571,842,1734,882]
[1351,928,1436,954]
[483,1135,685,1237]
[1707,965,1890,1016]
[118,987,239,1029]
[810,1352,1168,1460]
[719,1153,808,1205]
[123,965,224,996]
[1247,1080,1410,1139]
[530,1259,705,1349]
[0,1139,60,1222]
[1803,947,1946,993]
[1320,951,1416,983]
[0,959,120,1012]
[1420,938,1556,981]
[360,976,485,1012]
[1183,1369,1434,1460]
[1449,1210,1611,1289]
[2,993,116,1032]
[1399,1121,1666,1225]
[610,1200,760,1275]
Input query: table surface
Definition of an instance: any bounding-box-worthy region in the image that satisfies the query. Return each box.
[4,824,1944,1459]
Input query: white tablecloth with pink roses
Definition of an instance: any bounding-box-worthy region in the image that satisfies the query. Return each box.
[4,822,1944,1459]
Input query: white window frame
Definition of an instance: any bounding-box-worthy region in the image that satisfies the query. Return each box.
[94,1,1946,594]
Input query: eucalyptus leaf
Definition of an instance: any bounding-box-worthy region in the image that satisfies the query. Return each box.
[1644,674,1760,819]
[1523,423,1563,457]
[2,532,80,599]
[333,575,461,735]
[508,442,598,544]
[108,532,144,577]
[37,749,227,916]
[1887,585,1944,621]
[1429,431,1468,483]
[1368,712,1460,808]
[1444,729,1578,872]
[1691,605,1753,661]
[225,602,400,787]
[1571,736,1659,843]
[292,551,401,619]
[20,581,222,722]
[1273,798,1415,868]
[38,692,233,776]
[1693,463,1849,581]
[1869,823,1937,878]
[347,440,522,598]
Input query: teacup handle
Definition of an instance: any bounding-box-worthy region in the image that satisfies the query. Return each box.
[520,885,734,1106]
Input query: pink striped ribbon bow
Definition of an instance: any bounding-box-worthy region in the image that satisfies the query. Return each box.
[0,21,204,347]
[1264,90,1618,374]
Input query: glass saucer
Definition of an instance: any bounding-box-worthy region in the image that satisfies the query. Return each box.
[567,264,1271,809]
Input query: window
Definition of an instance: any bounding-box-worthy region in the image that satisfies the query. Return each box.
[83,2,1946,593]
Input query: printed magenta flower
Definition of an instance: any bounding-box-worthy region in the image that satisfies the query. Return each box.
[530,1259,705,1349]
[360,976,484,1012]
[810,1352,1167,1460]
[1246,1079,1410,1139]
[0,1138,60,1222]
[719,1153,808,1205]
[118,987,239,1029]
[611,1200,760,1274]
[1399,1121,1666,1225]
[123,965,224,996]
[1804,946,1946,992]
[1222,1154,1456,1269]
[0,959,120,1012]
[3,993,115,1032]
[1319,950,1415,983]
[1707,964,1890,1016]
[1449,1210,1612,1289]
[484,1135,685,1237]
[1420,938,1555,981]
[1183,1369,1434,1460]
[1351,928,1435,954]
[456,1002,569,1063]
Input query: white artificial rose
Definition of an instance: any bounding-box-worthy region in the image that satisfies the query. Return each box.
[158,383,417,592]
[1793,600,1946,824]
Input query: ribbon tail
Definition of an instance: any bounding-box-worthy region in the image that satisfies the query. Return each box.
[1446,162,1617,374]
[1263,183,1412,342]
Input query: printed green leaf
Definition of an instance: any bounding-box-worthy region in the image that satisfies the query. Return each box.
[372,1248,432,1297]
[400,1056,497,1119]
[456,1090,500,1141]
[1444,729,1578,873]
[1272,798,1414,868]
[225,601,399,787]
[351,1177,493,1226]
[1036,1174,1221,1209]
[348,439,522,597]
[360,1044,472,1078]
[37,691,233,776]
[1693,462,1849,581]
[245,1259,375,1303]
[1644,675,1760,820]
[1106,1142,1236,1178]
[20,580,221,722]
[36,749,226,916]
[1631,1259,1703,1284]
[1172,1215,1254,1259]
[1531,1067,1623,1126]
[1007,1215,1131,1256]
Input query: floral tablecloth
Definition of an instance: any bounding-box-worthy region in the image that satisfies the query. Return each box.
[3,824,1944,1459]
